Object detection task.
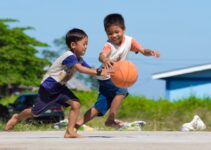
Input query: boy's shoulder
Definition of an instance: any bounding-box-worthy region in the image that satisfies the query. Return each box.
[54,51,76,63]
[62,50,74,56]
[124,35,133,41]
[58,50,75,58]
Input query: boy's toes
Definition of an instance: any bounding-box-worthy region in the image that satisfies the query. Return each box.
[64,132,82,138]
[105,120,123,129]
[5,114,19,131]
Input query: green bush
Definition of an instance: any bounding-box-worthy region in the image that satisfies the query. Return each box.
[1,91,211,131]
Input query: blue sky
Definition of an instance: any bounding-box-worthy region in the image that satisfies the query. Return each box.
[1,0,211,99]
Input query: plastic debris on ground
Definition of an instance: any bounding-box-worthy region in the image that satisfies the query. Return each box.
[119,120,146,131]
[181,115,206,132]
[53,119,95,131]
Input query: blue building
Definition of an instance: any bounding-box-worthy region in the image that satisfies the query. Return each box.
[152,64,211,101]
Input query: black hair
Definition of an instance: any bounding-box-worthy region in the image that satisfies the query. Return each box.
[65,28,88,50]
[104,13,125,31]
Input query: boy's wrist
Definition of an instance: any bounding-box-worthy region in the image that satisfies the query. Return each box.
[102,58,109,64]
[142,49,146,54]
[96,68,102,76]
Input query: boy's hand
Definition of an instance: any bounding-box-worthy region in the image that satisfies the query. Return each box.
[143,49,160,58]
[103,59,114,69]
[99,52,114,69]
[150,50,160,58]
[100,68,113,77]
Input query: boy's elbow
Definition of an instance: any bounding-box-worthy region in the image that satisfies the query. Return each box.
[77,67,86,73]
[98,57,101,62]
[77,69,83,73]
[99,53,103,62]
[75,65,93,75]
[74,64,84,73]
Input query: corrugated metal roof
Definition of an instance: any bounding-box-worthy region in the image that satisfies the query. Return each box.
[152,63,211,79]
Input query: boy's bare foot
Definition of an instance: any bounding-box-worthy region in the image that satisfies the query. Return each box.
[64,131,82,138]
[105,119,124,129]
[5,114,19,131]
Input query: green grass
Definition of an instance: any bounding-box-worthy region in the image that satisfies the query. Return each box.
[1,91,211,131]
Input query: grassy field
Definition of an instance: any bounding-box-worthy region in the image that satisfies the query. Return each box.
[1,91,211,131]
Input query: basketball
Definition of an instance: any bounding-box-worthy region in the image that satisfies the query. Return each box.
[110,60,138,88]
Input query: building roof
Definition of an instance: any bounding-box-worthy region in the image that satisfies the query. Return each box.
[152,63,211,79]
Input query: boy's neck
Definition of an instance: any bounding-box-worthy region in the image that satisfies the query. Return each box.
[113,35,125,46]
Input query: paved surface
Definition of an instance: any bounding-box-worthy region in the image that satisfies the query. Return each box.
[1,131,211,150]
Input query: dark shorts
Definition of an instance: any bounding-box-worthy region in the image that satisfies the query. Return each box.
[32,85,79,116]
[94,79,128,116]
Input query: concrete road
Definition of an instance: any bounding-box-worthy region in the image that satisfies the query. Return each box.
[1,131,211,150]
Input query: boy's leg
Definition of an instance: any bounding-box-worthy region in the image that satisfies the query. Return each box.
[105,94,126,128]
[64,100,81,138]
[75,107,99,129]
[5,108,33,131]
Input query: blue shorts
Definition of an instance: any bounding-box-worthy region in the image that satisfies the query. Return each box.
[94,79,128,116]
[32,85,79,116]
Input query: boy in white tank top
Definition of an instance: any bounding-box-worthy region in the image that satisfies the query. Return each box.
[76,13,160,129]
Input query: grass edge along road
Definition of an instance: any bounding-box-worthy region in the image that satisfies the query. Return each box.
[1,91,211,131]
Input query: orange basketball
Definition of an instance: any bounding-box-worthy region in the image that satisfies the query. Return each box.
[110,60,138,88]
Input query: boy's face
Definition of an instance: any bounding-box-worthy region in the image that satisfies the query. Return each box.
[71,36,88,57]
[106,25,125,45]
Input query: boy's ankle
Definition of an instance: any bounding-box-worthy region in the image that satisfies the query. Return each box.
[105,120,115,126]
[75,124,81,129]
[105,119,124,129]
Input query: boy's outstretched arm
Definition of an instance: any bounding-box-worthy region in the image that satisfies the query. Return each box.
[74,63,108,77]
[137,48,160,58]
[131,39,160,58]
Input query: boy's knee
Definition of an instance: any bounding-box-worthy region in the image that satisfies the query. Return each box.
[72,101,80,110]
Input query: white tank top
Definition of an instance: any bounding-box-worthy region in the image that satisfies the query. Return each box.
[97,35,132,80]
[42,51,77,85]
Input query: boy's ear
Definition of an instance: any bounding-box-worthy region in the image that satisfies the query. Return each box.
[70,42,76,49]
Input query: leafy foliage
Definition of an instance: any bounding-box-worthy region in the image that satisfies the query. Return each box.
[53,36,67,53]
[0,19,50,86]
[42,49,59,62]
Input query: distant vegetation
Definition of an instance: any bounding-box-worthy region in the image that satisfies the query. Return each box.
[0,19,52,96]
[1,91,211,131]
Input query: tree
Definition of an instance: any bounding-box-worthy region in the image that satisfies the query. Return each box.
[0,19,50,95]
[53,36,67,53]
[42,49,59,62]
